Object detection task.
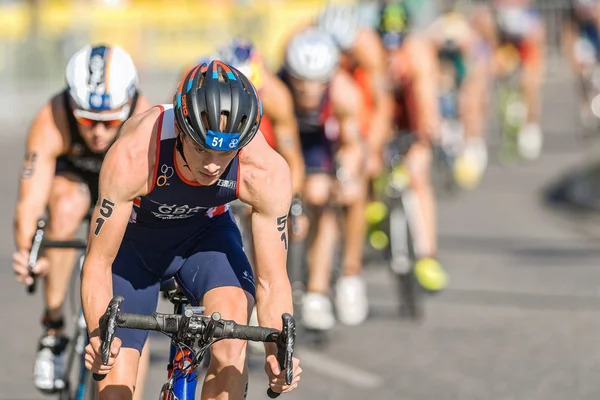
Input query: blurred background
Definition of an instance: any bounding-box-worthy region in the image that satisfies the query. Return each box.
[3,0,600,399]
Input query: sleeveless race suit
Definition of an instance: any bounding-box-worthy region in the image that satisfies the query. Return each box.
[56,88,139,204]
[279,70,337,174]
[111,105,254,352]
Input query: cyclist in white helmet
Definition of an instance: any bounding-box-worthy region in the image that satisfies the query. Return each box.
[315,3,394,327]
[279,28,366,331]
[11,44,151,395]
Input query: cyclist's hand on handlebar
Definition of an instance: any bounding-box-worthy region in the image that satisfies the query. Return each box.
[265,354,302,394]
[85,335,121,375]
[12,249,49,285]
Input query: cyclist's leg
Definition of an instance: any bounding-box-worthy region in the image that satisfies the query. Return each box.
[44,172,90,325]
[173,214,255,400]
[134,342,150,400]
[405,139,448,291]
[456,44,490,188]
[518,17,545,159]
[336,171,369,326]
[33,171,90,393]
[302,172,337,330]
[97,241,161,399]
[297,141,338,330]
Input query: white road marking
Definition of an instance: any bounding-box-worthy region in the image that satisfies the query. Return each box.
[297,348,384,389]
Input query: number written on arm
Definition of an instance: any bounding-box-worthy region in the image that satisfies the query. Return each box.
[276,214,289,251]
[93,198,115,236]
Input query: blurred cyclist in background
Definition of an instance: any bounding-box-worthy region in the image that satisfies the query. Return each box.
[11,44,151,396]
[212,38,306,348]
[474,0,546,160]
[280,28,366,330]
[377,0,448,292]
[562,0,600,128]
[427,6,490,188]
[214,38,305,199]
[314,2,394,327]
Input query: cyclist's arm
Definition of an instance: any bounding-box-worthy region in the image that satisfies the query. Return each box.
[409,36,441,142]
[471,3,499,50]
[133,94,153,115]
[353,28,394,150]
[561,13,577,63]
[238,143,293,355]
[81,108,158,336]
[14,103,64,252]
[262,76,305,195]
[332,70,365,175]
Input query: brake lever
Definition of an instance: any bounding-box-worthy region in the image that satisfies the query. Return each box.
[267,313,296,398]
[26,220,46,295]
[93,296,124,381]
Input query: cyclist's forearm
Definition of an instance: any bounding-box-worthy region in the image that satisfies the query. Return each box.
[14,200,46,251]
[338,143,363,176]
[81,261,113,336]
[366,87,393,150]
[256,279,293,356]
[289,156,305,195]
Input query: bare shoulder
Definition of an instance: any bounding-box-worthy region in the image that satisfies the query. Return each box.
[354,28,386,70]
[331,70,361,114]
[237,133,292,209]
[261,73,294,119]
[27,93,66,156]
[102,106,164,198]
[132,93,154,116]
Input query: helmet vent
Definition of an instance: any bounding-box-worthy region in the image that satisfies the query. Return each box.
[236,115,248,132]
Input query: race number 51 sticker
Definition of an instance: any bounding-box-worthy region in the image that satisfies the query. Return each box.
[206,130,241,150]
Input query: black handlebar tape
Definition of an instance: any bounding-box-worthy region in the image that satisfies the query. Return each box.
[41,240,88,249]
[117,313,179,333]
[93,373,106,381]
[27,275,36,294]
[215,322,279,342]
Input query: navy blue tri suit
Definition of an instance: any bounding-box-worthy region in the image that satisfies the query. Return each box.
[112,105,255,352]
[278,69,338,175]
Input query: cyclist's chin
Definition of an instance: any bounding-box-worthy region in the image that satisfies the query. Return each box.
[87,141,111,153]
[195,170,221,185]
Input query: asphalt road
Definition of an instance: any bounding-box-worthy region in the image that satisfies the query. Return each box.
[2,64,600,400]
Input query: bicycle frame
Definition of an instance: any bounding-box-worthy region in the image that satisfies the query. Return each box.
[163,339,199,400]
[160,298,201,400]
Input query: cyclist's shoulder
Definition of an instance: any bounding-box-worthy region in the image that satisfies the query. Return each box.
[238,134,290,204]
[260,72,294,117]
[132,93,154,116]
[126,104,164,132]
[353,28,387,71]
[102,107,163,195]
[113,105,164,156]
[331,69,362,114]
[28,91,68,150]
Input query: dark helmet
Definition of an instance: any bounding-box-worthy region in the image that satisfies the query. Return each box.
[377,1,411,50]
[173,60,262,151]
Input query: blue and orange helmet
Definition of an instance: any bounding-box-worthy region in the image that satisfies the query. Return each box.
[173,60,262,151]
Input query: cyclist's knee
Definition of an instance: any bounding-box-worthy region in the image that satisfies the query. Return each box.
[99,386,134,400]
[97,348,140,400]
[48,177,90,238]
[210,337,248,369]
[303,174,332,206]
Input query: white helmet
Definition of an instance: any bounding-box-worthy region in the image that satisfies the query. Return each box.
[284,28,340,81]
[66,44,138,111]
[316,3,360,51]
